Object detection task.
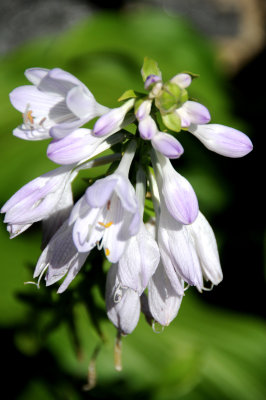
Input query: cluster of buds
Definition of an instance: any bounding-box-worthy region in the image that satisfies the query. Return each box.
[1,58,253,350]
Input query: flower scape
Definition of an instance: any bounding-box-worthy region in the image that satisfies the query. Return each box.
[1,57,253,373]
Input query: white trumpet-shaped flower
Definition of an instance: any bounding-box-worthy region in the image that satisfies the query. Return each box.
[70,142,140,263]
[10,68,109,140]
[1,165,76,237]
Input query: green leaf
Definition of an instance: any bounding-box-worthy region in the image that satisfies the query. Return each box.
[141,56,162,82]
[118,89,138,102]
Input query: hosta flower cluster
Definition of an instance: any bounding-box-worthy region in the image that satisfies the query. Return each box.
[2,58,253,341]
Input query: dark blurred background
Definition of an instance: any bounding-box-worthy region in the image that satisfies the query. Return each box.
[0,0,265,399]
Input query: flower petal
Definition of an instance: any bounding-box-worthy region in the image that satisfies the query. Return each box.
[25,68,49,85]
[187,212,223,285]
[118,222,160,294]
[106,263,140,335]
[86,176,119,208]
[148,261,183,326]
[66,85,109,120]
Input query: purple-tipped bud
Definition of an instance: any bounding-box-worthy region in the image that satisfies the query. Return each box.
[93,99,135,137]
[151,132,184,159]
[189,124,253,158]
[144,74,162,90]
[138,116,157,140]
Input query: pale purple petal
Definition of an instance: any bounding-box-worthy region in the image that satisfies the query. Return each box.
[10,85,61,115]
[1,166,73,225]
[187,212,223,285]
[118,223,160,294]
[13,126,50,141]
[37,68,80,96]
[7,223,32,238]
[106,263,140,335]
[49,117,88,139]
[66,86,109,119]
[189,124,253,157]
[176,108,190,128]
[47,128,105,164]
[181,101,211,125]
[25,68,49,85]
[93,99,134,137]
[114,174,138,213]
[170,73,192,88]
[144,74,161,90]
[138,116,157,140]
[86,176,118,208]
[136,99,152,121]
[151,132,184,159]
[148,261,183,326]
[156,153,198,224]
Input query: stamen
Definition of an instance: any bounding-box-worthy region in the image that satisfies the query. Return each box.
[98,221,113,228]
[114,331,122,371]
[24,263,49,289]
[184,283,190,291]
[202,282,214,292]
[107,200,111,210]
[105,248,110,257]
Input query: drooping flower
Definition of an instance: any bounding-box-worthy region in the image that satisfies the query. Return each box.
[144,218,184,327]
[33,220,89,293]
[106,263,141,335]
[1,165,76,237]
[70,141,140,263]
[188,123,253,157]
[152,150,199,225]
[10,68,109,140]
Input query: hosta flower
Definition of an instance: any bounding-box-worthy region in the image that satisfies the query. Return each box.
[34,221,89,293]
[1,165,76,237]
[188,123,253,157]
[186,211,223,286]
[153,151,198,225]
[144,218,184,326]
[106,263,141,335]
[10,68,109,140]
[70,142,140,263]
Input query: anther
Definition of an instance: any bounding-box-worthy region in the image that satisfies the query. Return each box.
[105,248,110,257]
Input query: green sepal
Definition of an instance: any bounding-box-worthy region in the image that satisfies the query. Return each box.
[182,70,200,79]
[141,57,162,82]
[118,89,138,102]
[162,112,181,132]
[155,82,188,113]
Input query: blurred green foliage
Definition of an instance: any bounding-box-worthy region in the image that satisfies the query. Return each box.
[0,9,265,400]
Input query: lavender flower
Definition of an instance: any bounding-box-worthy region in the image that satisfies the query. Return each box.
[10,68,109,140]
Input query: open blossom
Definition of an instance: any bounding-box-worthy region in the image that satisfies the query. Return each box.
[106,263,141,335]
[70,142,140,263]
[34,221,89,293]
[10,68,109,140]
[1,165,76,237]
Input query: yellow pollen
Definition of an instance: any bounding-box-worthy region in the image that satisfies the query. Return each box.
[24,110,34,124]
[105,248,110,256]
[98,221,113,228]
